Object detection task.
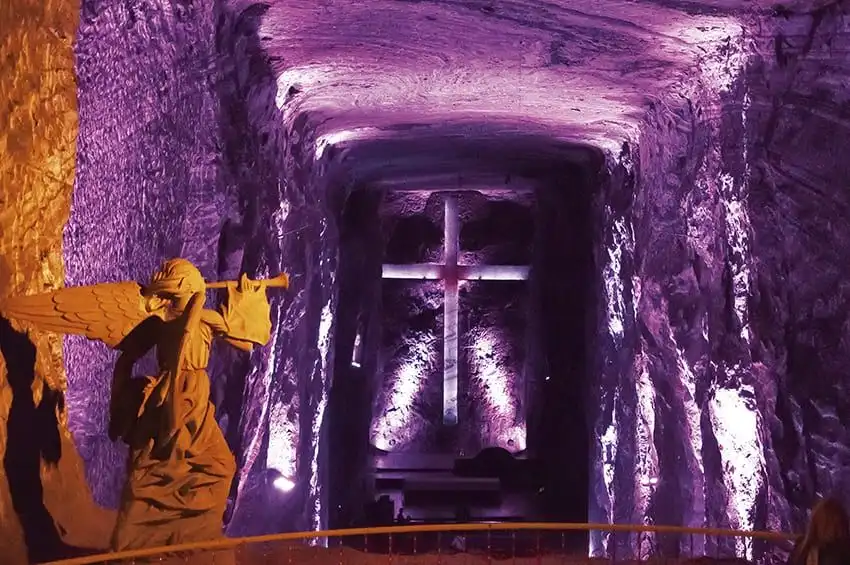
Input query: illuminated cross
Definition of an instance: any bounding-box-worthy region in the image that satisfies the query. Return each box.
[382,193,530,426]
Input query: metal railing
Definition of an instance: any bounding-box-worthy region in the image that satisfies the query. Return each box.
[44,523,796,565]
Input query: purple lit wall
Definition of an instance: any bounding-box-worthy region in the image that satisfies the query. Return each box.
[66,0,337,537]
[458,192,533,454]
[371,191,443,452]
[588,31,765,557]
[65,0,225,509]
[371,279,443,451]
[464,309,527,452]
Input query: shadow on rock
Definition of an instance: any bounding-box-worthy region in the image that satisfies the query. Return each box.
[0,316,99,563]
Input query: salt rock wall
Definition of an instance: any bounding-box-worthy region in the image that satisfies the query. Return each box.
[66,0,230,510]
[0,0,113,562]
[372,191,445,453]
[67,0,338,537]
[593,4,850,556]
[458,193,533,454]
[746,1,850,530]
[223,60,341,537]
[590,33,769,558]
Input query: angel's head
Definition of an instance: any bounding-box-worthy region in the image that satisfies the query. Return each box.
[143,258,206,312]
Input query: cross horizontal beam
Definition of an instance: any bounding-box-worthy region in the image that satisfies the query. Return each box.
[382,264,530,281]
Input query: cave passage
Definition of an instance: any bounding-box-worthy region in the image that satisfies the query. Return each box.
[327,164,598,531]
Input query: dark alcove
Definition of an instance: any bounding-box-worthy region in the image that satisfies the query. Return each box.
[527,171,597,534]
[327,188,385,529]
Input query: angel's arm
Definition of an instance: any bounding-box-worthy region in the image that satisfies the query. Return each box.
[108,318,159,441]
[114,326,155,380]
[201,309,254,352]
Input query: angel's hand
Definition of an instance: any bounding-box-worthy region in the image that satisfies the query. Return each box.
[222,274,272,346]
[238,273,263,293]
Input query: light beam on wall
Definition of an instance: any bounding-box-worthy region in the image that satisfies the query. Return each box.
[602,214,633,342]
[267,399,299,486]
[309,292,335,540]
[371,336,436,451]
[634,351,659,515]
[469,332,526,452]
[710,379,765,561]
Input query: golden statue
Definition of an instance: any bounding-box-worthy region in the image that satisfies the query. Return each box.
[0,258,288,551]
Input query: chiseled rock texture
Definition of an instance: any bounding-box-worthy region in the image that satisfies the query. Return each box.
[0,0,113,563]
[747,0,850,531]
[592,3,850,559]
[66,0,227,511]
[2,0,848,561]
[66,0,337,539]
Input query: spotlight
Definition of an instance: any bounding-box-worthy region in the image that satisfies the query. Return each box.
[273,475,295,492]
[351,330,363,368]
[267,468,296,493]
[640,476,659,487]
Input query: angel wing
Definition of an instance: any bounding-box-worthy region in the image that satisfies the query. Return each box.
[0,281,154,350]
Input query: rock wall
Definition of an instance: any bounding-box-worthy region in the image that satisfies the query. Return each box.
[66,0,228,510]
[592,4,850,558]
[590,31,769,559]
[59,0,337,541]
[223,58,341,537]
[746,0,850,530]
[65,0,331,536]
[0,0,113,562]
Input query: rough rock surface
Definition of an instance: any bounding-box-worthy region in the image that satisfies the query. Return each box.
[0,0,114,563]
[590,4,850,559]
[746,0,850,533]
[3,0,850,562]
[66,0,228,511]
[371,191,443,452]
[67,0,339,539]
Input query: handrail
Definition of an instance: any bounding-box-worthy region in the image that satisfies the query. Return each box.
[44,522,798,565]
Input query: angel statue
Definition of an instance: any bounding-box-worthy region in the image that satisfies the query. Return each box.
[0,258,289,551]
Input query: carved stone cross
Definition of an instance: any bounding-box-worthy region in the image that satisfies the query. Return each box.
[382,193,530,425]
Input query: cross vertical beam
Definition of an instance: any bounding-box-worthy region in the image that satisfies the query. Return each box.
[443,194,459,425]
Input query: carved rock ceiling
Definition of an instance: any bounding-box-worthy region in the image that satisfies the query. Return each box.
[265,0,804,148]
